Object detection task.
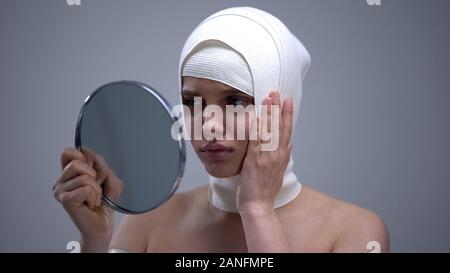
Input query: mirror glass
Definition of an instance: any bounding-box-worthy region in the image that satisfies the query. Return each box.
[75,81,185,214]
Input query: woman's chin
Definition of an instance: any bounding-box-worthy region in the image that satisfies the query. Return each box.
[203,163,240,178]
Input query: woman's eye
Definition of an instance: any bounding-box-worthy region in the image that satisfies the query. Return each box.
[226,96,250,106]
[182,97,194,107]
[182,96,205,109]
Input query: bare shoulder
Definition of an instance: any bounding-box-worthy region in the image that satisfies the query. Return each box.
[109,186,203,252]
[297,186,389,252]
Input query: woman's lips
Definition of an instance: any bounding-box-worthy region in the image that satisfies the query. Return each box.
[199,143,234,162]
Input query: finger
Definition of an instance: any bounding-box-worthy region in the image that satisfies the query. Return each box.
[54,177,101,209]
[57,186,96,210]
[83,185,97,210]
[271,91,281,108]
[95,155,125,204]
[56,174,102,202]
[280,97,294,148]
[103,169,124,202]
[93,154,111,187]
[246,116,261,160]
[266,95,272,133]
[80,146,96,168]
[261,96,272,142]
[271,91,281,151]
[88,186,99,210]
[61,148,87,170]
[95,155,124,204]
[58,159,97,185]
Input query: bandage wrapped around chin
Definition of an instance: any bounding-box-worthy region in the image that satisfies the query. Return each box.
[178,7,311,213]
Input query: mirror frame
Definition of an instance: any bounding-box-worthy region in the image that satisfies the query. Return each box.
[74,80,186,214]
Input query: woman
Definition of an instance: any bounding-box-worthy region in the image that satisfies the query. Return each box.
[53,7,389,253]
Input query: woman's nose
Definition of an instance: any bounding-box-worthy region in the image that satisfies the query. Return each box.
[202,105,225,140]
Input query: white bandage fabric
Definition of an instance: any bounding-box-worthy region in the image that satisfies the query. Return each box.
[182,40,253,97]
[178,7,311,213]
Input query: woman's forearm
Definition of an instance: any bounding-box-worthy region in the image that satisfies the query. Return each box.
[239,205,292,252]
[80,234,111,253]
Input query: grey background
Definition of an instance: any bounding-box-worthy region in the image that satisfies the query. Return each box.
[0,0,449,252]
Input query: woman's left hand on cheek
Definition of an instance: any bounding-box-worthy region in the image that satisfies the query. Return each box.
[236,91,294,214]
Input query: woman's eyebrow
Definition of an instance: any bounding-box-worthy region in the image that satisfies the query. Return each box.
[221,89,239,95]
[182,88,236,95]
[222,89,251,97]
[181,90,199,96]
[182,88,252,99]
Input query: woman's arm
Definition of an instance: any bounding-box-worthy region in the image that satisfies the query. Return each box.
[237,92,295,252]
[108,213,154,253]
[239,205,292,252]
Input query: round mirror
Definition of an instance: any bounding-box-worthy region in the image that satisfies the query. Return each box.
[75,81,185,214]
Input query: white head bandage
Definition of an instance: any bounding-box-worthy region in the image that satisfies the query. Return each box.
[182,40,253,96]
[178,7,311,213]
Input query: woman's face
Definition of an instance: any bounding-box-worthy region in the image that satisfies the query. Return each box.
[181,76,254,178]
